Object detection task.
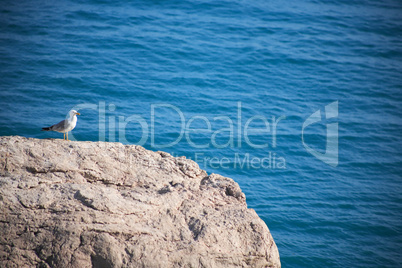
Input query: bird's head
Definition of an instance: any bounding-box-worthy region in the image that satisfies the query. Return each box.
[69,110,81,117]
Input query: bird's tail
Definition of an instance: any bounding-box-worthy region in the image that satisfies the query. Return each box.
[42,127,51,131]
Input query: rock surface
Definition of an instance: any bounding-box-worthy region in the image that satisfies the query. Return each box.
[0,136,280,268]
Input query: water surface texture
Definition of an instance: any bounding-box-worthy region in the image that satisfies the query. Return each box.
[1,0,401,267]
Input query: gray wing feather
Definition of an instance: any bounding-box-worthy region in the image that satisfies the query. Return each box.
[50,119,67,132]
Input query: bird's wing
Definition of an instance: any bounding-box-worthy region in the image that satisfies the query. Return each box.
[50,119,67,132]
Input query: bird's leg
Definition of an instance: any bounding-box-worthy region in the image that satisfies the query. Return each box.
[66,132,69,141]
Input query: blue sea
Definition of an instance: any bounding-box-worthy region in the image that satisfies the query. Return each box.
[1,0,401,267]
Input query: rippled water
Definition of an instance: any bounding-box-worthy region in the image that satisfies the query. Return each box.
[1,0,401,267]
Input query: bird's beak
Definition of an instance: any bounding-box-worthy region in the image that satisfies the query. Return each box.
[76,112,81,115]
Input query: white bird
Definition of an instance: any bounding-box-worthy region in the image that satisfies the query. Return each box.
[42,110,81,141]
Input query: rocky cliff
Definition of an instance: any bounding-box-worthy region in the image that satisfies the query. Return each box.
[0,136,280,268]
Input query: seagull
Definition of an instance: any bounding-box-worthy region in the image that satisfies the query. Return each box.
[42,110,81,141]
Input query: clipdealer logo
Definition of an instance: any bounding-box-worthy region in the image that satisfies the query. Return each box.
[67,101,339,170]
[302,101,339,167]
